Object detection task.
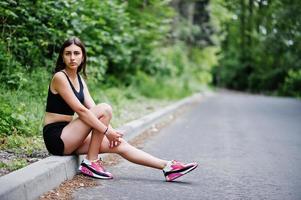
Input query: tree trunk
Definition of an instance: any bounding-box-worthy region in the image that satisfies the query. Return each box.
[247,0,253,47]
[240,0,246,62]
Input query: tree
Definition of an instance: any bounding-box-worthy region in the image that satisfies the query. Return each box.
[212,0,301,96]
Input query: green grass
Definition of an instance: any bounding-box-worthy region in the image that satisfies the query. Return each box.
[1,134,45,154]
[0,158,28,172]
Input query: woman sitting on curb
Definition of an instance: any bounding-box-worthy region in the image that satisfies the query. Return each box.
[43,37,198,181]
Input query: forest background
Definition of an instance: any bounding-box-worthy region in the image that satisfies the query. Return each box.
[0,0,300,172]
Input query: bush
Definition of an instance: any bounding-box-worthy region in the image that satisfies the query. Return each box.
[0,0,212,139]
[0,88,44,137]
[133,71,192,99]
[0,98,30,136]
[281,69,301,97]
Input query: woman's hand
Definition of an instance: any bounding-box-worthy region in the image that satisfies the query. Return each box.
[106,127,124,148]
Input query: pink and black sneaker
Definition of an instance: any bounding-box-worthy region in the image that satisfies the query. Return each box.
[79,158,113,179]
[163,160,198,181]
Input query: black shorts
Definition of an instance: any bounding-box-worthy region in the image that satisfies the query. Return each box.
[43,121,69,156]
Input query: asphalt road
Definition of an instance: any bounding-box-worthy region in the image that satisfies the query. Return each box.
[73,91,301,200]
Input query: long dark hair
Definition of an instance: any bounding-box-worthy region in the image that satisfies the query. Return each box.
[54,37,87,77]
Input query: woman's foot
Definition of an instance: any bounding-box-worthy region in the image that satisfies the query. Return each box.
[163,160,198,181]
[79,158,113,179]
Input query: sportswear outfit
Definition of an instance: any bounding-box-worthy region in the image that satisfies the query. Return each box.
[43,71,112,178]
[43,71,198,181]
[43,71,84,156]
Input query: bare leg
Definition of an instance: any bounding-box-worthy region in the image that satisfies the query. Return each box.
[61,103,111,156]
[86,106,111,160]
[77,137,168,170]
[61,103,168,169]
[115,139,168,170]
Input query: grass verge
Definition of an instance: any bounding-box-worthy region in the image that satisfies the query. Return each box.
[0,68,208,176]
[0,86,175,176]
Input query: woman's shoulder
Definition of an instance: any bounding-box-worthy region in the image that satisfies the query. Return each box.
[51,71,69,87]
[48,72,67,94]
[52,71,66,80]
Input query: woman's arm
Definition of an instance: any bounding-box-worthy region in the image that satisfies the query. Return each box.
[80,76,123,147]
[52,73,120,140]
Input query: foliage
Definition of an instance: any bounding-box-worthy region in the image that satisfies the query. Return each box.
[0,0,71,69]
[0,89,44,137]
[0,0,214,139]
[211,0,301,97]
[281,70,301,97]
[0,1,217,174]
[0,159,27,171]
[0,133,45,154]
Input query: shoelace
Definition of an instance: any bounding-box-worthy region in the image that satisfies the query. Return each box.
[171,160,186,169]
[93,159,105,171]
[172,160,182,165]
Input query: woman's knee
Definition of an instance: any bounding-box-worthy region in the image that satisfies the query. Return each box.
[93,103,113,119]
[114,138,129,154]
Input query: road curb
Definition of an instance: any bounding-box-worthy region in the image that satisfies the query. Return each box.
[0,91,213,200]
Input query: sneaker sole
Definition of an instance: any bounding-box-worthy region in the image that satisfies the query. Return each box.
[79,166,113,179]
[165,163,198,182]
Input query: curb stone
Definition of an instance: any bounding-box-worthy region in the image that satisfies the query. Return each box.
[0,91,213,200]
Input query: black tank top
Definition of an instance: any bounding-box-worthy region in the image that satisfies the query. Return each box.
[45,71,85,115]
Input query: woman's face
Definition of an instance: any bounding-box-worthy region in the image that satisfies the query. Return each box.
[63,44,83,70]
